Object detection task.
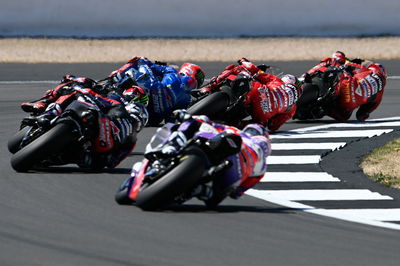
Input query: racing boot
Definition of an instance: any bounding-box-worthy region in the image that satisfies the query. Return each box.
[21,100,49,113]
[21,89,57,113]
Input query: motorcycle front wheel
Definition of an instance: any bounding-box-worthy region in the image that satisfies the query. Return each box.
[135,146,208,211]
[7,126,32,154]
[11,122,77,172]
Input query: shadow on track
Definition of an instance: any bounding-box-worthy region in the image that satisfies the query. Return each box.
[20,166,132,175]
[157,203,302,214]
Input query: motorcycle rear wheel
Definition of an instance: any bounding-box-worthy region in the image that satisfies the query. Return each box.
[188,91,230,118]
[135,146,208,211]
[11,122,76,172]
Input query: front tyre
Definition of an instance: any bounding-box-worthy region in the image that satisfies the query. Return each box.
[11,123,76,172]
[115,177,135,205]
[7,126,32,154]
[135,146,208,211]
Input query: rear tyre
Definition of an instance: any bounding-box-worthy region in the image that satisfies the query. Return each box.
[188,91,230,118]
[7,126,32,154]
[11,123,76,172]
[135,146,208,211]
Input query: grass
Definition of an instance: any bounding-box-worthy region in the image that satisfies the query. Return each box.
[360,138,400,188]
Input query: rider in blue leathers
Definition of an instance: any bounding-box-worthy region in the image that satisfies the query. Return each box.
[108,57,205,126]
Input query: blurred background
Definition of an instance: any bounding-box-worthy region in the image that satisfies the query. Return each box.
[1,0,399,37]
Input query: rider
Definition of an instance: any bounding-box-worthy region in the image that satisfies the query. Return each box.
[21,75,98,113]
[108,56,205,126]
[304,51,387,122]
[80,86,149,169]
[152,109,271,207]
[303,51,348,80]
[201,58,302,131]
[27,82,149,169]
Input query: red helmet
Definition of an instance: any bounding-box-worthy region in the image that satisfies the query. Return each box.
[179,63,205,90]
[123,86,149,106]
[331,51,346,65]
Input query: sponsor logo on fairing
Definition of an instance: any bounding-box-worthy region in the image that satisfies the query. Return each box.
[258,87,272,113]
[97,118,114,151]
[274,86,285,109]
[371,73,384,92]
[151,89,161,113]
[284,84,298,106]
[365,75,379,95]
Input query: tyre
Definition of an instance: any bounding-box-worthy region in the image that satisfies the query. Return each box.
[296,83,319,107]
[115,177,135,205]
[11,123,76,172]
[135,146,208,211]
[7,126,31,154]
[188,91,230,118]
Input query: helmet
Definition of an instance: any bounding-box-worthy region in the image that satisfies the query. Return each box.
[123,86,149,106]
[281,74,301,87]
[243,124,268,137]
[179,63,205,90]
[332,51,346,65]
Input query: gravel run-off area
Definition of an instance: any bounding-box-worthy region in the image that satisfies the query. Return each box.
[1,37,400,63]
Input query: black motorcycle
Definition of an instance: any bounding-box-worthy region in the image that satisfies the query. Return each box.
[8,92,137,172]
[294,66,343,120]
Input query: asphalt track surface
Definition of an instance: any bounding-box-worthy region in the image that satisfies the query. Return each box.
[1,61,400,266]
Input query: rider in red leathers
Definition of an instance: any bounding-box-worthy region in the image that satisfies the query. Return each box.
[326,61,387,122]
[201,58,302,131]
[244,72,302,131]
[304,51,347,78]
[303,51,387,122]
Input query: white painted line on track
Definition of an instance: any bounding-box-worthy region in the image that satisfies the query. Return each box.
[246,189,400,230]
[267,155,321,164]
[261,172,340,182]
[0,80,59,84]
[248,189,393,201]
[319,209,400,222]
[271,129,392,139]
[283,116,400,133]
[271,142,346,150]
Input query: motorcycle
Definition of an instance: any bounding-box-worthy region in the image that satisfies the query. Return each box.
[294,66,343,120]
[8,90,138,172]
[188,64,283,126]
[115,121,242,211]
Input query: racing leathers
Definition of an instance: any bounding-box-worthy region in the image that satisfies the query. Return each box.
[29,83,147,169]
[303,52,387,122]
[21,75,98,113]
[109,57,193,125]
[325,62,387,122]
[147,110,271,207]
[202,58,302,131]
[244,72,302,131]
